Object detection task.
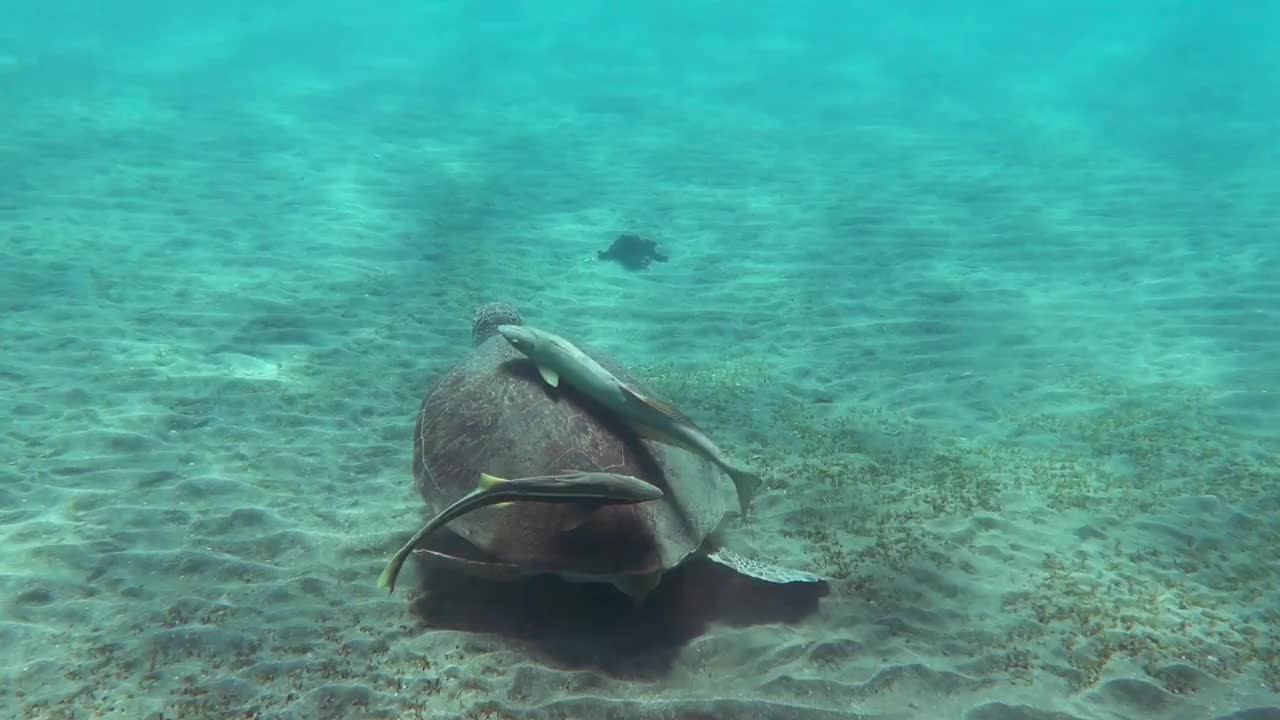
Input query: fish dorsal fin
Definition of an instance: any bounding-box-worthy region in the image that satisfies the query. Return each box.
[620,384,696,427]
[478,472,507,490]
[537,365,560,387]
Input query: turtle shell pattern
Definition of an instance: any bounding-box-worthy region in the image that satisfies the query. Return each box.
[412,332,731,580]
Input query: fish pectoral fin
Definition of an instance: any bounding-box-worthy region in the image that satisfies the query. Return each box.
[620,384,696,427]
[611,572,663,604]
[556,503,600,532]
[537,365,560,387]
[478,472,507,490]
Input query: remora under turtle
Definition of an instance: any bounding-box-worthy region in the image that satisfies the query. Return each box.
[399,301,821,600]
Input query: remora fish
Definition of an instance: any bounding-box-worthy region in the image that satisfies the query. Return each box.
[497,324,763,514]
[377,471,663,593]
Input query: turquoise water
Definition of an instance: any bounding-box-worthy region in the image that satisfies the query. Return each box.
[3,2,1278,718]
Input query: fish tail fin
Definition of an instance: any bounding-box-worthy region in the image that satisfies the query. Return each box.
[727,467,763,515]
[377,555,404,593]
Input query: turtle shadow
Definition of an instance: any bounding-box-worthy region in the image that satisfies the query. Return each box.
[408,558,827,680]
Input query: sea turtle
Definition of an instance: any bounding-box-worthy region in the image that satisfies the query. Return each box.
[398,301,821,601]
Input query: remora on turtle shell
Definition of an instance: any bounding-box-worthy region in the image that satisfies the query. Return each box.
[378,471,663,593]
[497,323,762,514]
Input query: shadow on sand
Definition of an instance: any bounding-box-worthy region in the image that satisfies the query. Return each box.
[408,556,828,680]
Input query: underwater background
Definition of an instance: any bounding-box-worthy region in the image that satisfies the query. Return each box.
[2,1,1278,718]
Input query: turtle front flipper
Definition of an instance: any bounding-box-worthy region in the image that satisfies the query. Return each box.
[704,547,823,584]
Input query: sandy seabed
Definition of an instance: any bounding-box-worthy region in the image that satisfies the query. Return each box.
[2,21,1279,719]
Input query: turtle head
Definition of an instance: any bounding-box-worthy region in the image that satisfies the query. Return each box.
[472,302,523,346]
[497,324,539,357]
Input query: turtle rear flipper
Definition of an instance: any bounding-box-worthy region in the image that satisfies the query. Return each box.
[705,547,823,584]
